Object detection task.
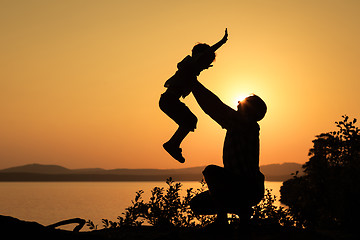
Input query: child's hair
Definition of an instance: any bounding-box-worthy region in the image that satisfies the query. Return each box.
[192,43,211,55]
[238,95,267,122]
[192,43,216,67]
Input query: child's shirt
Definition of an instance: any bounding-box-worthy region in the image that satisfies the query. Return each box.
[164,55,199,98]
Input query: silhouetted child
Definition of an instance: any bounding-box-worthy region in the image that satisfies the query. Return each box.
[159,29,228,163]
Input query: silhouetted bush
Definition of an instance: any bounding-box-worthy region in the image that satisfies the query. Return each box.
[87,177,294,229]
[280,115,360,229]
[251,189,298,228]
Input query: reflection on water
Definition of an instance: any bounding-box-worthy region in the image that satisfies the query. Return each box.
[0,181,282,230]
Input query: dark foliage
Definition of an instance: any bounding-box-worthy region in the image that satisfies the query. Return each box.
[280,115,360,229]
[87,178,214,229]
[251,189,298,227]
[87,178,295,230]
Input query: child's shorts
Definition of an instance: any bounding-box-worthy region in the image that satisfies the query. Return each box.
[159,92,197,131]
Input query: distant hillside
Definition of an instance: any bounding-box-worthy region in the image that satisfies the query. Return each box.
[0,163,303,182]
[0,164,205,176]
[0,163,72,174]
[260,162,303,181]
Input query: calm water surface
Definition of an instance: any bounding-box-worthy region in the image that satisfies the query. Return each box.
[0,181,282,230]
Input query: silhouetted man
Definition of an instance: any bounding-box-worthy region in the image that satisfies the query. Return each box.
[190,80,267,227]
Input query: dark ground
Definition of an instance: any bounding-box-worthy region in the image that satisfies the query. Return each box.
[0,215,356,240]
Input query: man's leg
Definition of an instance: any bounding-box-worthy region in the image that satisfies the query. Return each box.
[190,190,217,216]
[203,165,255,224]
[201,165,233,225]
[236,206,252,226]
[202,165,231,201]
[190,190,232,228]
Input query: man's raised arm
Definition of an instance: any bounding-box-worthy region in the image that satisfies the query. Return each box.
[192,80,235,128]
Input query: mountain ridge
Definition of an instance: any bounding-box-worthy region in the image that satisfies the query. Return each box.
[0,163,303,182]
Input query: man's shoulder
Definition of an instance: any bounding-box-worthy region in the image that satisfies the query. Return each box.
[226,115,260,133]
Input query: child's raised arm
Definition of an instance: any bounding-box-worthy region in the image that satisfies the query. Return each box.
[211,28,228,52]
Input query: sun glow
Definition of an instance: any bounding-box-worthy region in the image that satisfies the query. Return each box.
[237,94,248,103]
[224,77,255,109]
[230,93,251,108]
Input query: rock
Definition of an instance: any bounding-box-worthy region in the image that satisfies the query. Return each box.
[0,215,92,240]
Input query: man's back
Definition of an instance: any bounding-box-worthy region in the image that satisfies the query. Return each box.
[223,120,260,177]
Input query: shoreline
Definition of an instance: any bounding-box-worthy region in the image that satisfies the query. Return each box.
[0,173,289,182]
[0,215,345,240]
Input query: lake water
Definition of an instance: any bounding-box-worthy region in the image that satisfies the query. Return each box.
[0,181,283,230]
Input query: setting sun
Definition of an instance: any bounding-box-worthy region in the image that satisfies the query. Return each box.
[228,93,251,108]
[237,94,250,103]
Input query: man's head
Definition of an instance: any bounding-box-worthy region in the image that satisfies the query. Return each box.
[237,94,267,122]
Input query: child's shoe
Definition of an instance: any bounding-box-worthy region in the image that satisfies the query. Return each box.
[163,142,185,163]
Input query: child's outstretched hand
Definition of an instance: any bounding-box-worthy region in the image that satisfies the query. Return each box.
[222,28,228,43]
[210,28,228,53]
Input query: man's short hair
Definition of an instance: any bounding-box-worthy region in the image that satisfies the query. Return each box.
[239,95,267,121]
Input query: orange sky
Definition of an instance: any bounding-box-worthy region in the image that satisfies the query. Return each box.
[1,0,360,169]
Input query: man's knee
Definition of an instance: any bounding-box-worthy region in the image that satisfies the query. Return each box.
[202,165,225,182]
[203,164,221,175]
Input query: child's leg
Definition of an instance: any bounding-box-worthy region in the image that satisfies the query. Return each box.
[163,122,195,163]
[163,126,190,163]
[159,93,197,163]
[166,126,190,147]
[166,104,197,149]
[163,142,185,163]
